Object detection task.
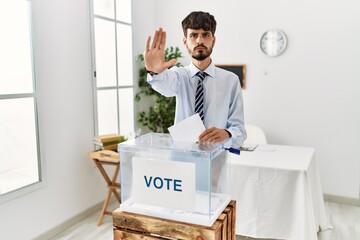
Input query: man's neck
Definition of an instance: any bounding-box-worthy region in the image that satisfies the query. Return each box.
[192,57,211,71]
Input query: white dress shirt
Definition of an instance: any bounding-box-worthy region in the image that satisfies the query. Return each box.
[147,61,246,148]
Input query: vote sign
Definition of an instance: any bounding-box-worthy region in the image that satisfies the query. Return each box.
[132,157,196,211]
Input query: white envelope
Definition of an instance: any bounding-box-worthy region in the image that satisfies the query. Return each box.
[168,113,206,143]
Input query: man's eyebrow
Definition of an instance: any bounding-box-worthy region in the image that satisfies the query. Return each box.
[189,32,198,36]
[190,30,210,34]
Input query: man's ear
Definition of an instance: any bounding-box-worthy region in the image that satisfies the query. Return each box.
[183,37,187,47]
[212,36,216,47]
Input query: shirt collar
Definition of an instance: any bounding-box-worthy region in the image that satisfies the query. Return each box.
[189,61,215,78]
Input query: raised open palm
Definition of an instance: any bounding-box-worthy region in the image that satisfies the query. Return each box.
[144,28,177,74]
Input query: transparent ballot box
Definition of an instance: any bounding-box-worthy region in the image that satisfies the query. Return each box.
[118,133,232,226]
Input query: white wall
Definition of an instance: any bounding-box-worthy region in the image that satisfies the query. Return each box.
[0,0,358,238]
[133,0,360,198]
[132,0,156,133]
[0,0,107,239]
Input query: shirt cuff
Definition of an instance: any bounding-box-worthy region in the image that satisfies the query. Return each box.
[147,71,165,83]
[225,129,232,137]
[146,69,159,76]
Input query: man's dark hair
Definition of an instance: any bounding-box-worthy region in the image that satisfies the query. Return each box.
[181,11,217,37]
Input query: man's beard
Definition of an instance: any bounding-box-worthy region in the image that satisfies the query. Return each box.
[188,45,213,61]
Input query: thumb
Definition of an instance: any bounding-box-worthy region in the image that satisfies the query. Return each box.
[164,58,177,69]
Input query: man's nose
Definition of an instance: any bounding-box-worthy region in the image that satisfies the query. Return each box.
[196,36,204,44]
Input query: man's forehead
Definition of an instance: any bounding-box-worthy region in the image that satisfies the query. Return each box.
[187,29,212,34]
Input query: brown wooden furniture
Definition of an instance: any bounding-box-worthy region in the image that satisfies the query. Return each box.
[113,200,236,240]
[90,150,121,226]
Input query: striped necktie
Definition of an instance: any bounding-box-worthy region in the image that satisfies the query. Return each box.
[195,72,206,122]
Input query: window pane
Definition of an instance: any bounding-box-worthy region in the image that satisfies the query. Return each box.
[0,0,33,95]
[91,0,134,143]
[117,24,133,86]
[94,18,117,87]
[97,89,118,135]
[116,0,132,23]
[0,98,39,195]
[118,88,134,136]
[93,0,114,19]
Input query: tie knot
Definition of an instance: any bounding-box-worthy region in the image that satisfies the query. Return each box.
[196,71,206,82]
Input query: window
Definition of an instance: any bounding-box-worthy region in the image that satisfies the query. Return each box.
[90,0,134,137]
[0,0,42,201]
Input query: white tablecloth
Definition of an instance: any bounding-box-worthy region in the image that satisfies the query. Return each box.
[230,144,332,240]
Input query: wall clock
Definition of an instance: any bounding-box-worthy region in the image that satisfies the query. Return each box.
[260,29,287,57]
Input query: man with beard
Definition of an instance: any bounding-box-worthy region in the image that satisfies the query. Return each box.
[144,11,246,148]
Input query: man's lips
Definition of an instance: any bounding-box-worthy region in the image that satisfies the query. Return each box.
[195,46,206,51]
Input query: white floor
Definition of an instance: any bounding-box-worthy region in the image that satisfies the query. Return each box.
[45,199,360,240]
[317,201,360,240]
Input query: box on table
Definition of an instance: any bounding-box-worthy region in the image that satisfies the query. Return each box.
[118,133,232,227]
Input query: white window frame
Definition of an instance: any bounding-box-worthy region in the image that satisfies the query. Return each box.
[89,0,135,138]
[0,0,44,204]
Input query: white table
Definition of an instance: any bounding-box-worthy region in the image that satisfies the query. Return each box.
[230,144,332,240]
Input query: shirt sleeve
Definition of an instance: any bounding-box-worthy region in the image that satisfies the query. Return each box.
[226,78,247,148]
[147,67,181,97]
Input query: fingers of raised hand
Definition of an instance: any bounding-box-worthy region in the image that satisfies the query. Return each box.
[145,36,151,52]
[149,28,166,50]
[159,31,166,50]
[150,29,159,49]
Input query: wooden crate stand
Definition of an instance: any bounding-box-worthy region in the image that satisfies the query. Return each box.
[113,200,236,240]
